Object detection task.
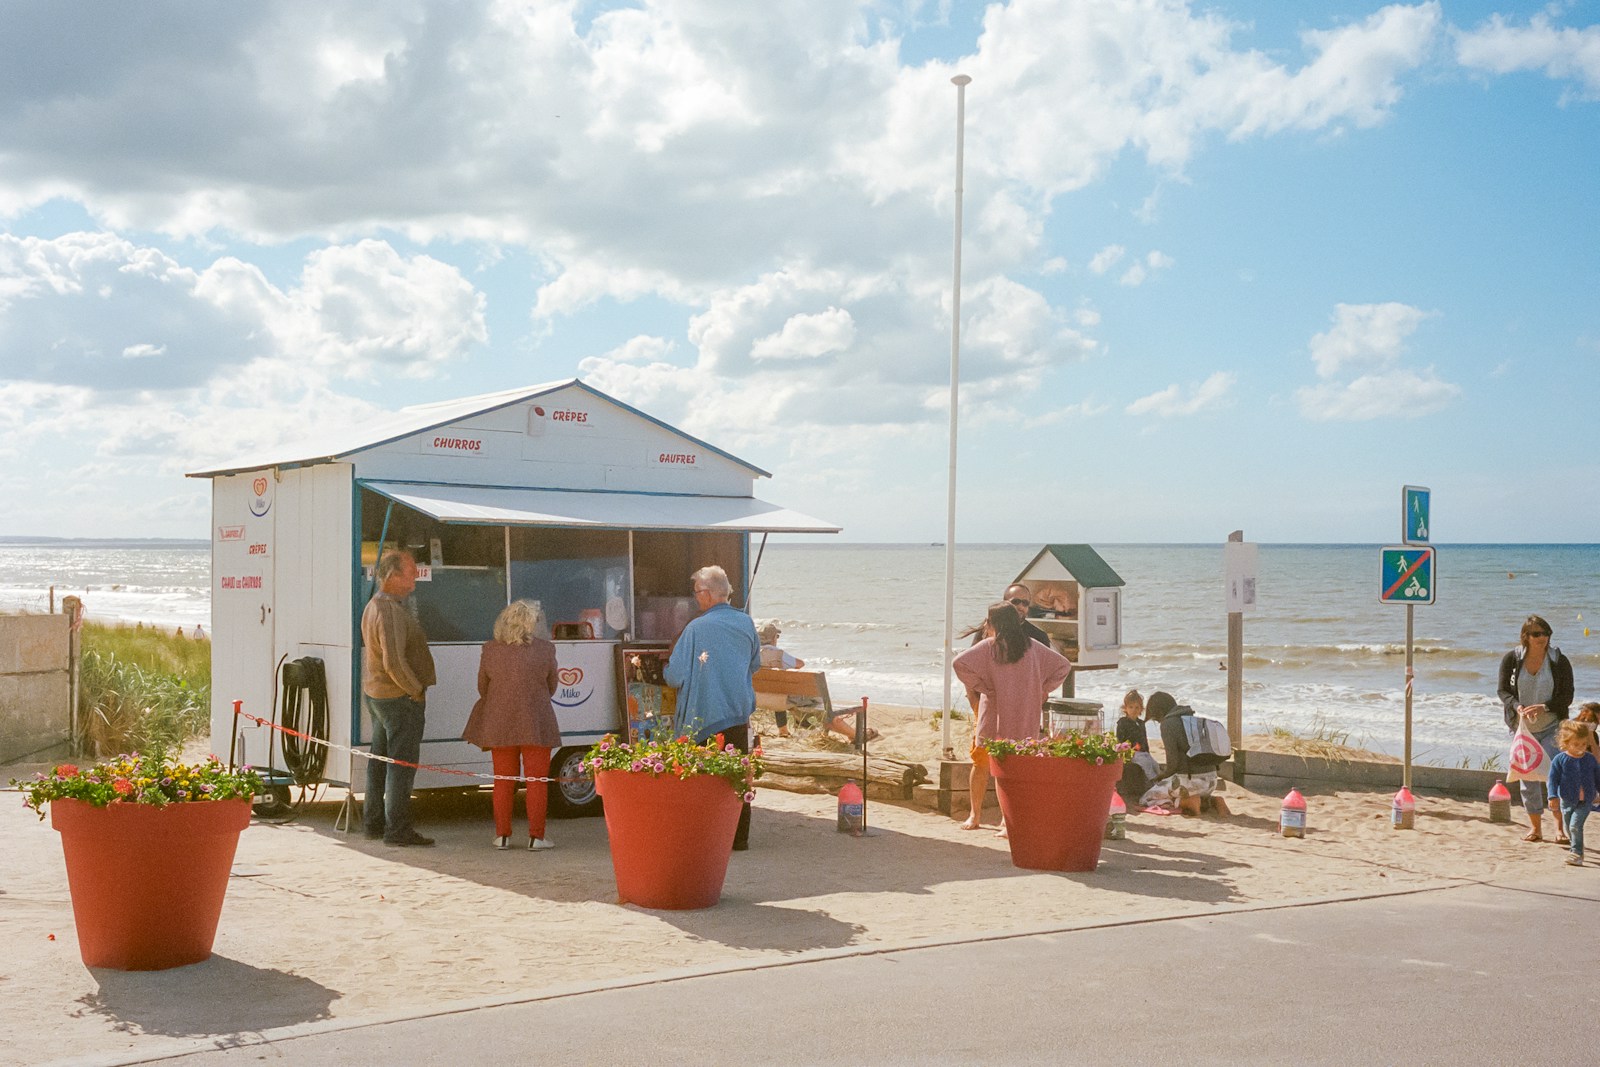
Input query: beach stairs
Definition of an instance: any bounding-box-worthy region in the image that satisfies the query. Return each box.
[921,760,1001,819]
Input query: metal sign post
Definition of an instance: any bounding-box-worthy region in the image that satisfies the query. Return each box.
[1382,485,1435,794]
[1223,532,1257,750]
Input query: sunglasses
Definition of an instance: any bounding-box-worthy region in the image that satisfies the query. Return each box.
[1007,597,1031,607]
[1530,630,1551,638]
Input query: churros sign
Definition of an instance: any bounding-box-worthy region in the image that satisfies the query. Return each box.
[424,435,485,455]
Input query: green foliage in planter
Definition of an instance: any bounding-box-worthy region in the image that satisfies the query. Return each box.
[13,750,262,820]
[980,730,1133,764]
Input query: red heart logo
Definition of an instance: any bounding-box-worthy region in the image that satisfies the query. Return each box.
[558,667,584,687]
[252,477,267,496]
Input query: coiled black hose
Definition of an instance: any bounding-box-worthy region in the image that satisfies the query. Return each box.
[278,656,329,786]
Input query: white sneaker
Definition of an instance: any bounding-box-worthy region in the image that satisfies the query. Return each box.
[529,837,555,851]
[1566,852,1584,866]
[494,835,510,850]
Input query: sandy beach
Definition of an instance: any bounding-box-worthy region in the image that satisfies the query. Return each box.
[1,702,1575,1067]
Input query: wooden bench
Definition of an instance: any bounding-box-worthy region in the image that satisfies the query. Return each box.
[753,668,868,741]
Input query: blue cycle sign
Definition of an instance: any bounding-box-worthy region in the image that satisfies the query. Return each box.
[1380,546,1435,605]
[1403,485,1430,545]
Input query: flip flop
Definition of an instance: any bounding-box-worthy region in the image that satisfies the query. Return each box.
[1523,830,1543,842]
[1557,837,1572,846]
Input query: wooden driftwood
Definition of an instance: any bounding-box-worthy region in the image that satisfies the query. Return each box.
[757,751,929,801]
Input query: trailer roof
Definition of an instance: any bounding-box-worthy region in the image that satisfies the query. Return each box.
[363,480,840,534]
[186,378,771,479]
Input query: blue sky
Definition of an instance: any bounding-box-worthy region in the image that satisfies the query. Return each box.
[1,0,1596,542]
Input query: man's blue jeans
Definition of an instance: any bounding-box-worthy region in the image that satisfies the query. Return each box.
[364,694,425,842]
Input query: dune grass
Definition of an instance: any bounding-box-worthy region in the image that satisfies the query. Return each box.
[78,622,211,756]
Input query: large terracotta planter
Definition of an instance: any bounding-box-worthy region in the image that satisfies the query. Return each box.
[51,797,252,970]
[596,770,742,910]
[990,754,1123,872]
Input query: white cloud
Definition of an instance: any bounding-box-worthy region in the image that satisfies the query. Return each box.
[750,307,856,362]
[1455,13,1600,99]
[1308,301,1432,379]
[1297,301,1459,420]
[601,335,677,364]
[1116,249,1174,287]
[296,240,487,379]
[1089,245,1126,274]
[1295,367,1461,420]
[1225,3,1442,138]
[1126,371,1236,416]
[2,232,485,386]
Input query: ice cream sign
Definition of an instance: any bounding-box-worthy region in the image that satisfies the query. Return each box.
[249,476,272,516]
[552,665,595,709]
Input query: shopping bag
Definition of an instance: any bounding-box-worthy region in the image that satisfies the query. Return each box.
[1507,722,1549,783]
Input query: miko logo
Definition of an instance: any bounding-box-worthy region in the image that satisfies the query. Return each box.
[553,666,593,709]
[249,475,272,517]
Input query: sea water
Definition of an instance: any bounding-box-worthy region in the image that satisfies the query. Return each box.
[3,540,1596,766]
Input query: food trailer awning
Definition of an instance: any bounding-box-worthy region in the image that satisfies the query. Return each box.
[362,481,840,534]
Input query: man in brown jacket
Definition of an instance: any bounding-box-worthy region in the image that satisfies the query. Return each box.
[361,550,437,846]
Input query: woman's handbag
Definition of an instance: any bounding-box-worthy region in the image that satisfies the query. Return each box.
[1507,720,1550,783]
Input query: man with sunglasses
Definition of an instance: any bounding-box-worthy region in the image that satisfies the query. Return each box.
[1003,583,1052,647]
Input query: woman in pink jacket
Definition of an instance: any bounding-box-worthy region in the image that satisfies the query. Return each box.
[463,600,561,851]
[953,602,1073,834]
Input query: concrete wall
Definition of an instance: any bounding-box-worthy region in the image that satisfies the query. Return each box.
[1231,749,1504,798]
[0,613,72,764]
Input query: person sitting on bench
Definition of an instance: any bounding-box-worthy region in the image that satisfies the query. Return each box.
[756,622,877,743]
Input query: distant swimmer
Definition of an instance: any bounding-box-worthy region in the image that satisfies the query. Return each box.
[1509,572,1516,579]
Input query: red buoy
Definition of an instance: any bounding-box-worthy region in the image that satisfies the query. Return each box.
[1392,787,1416,830]
[1488,780,1512,824]
[1280,787,1307,838]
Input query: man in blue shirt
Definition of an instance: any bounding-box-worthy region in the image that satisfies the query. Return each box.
[665,564,760,850]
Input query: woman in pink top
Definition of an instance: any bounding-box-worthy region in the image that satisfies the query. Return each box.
[463,600,561,851]
[953,602,1073,834]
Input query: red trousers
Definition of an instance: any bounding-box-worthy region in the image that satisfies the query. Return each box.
[490,746,552,839]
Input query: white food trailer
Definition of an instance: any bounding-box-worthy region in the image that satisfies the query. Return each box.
[187,378,838,816]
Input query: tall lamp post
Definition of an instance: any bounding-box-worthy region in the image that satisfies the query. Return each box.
[940,73,972,760]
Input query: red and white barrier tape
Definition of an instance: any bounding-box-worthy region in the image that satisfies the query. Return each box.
[235,711,578,784]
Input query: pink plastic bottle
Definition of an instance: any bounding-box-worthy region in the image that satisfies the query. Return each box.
[1105,791,1126,840]
[1392,786,1416,830]
[837,780,864,836]
[1280,788,1307,838]
[1488,781,1512,824]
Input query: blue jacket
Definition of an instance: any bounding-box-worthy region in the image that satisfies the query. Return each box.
[664,603,760,739]
[1548,750,1600,808]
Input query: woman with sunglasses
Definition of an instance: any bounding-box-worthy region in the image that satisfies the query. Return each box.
[1498,614,1575,843]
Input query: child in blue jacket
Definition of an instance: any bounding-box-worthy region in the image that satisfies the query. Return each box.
[1548,720,1600,867]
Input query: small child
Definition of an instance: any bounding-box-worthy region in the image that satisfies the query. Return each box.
[1115,689,1158,807]
[1574,702,1600,760]
[1548,719,1600,867]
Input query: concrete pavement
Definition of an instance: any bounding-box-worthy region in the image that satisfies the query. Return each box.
[53,868,1600,1067]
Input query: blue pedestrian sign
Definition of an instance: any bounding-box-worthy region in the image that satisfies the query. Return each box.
[1380,546,1435,605]
[1403,485,1430,545]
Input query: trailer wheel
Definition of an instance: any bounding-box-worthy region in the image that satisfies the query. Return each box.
[547,746,603,819]
[252,784,293,820]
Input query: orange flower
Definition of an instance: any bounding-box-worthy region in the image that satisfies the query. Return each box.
[112,778,135,796]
